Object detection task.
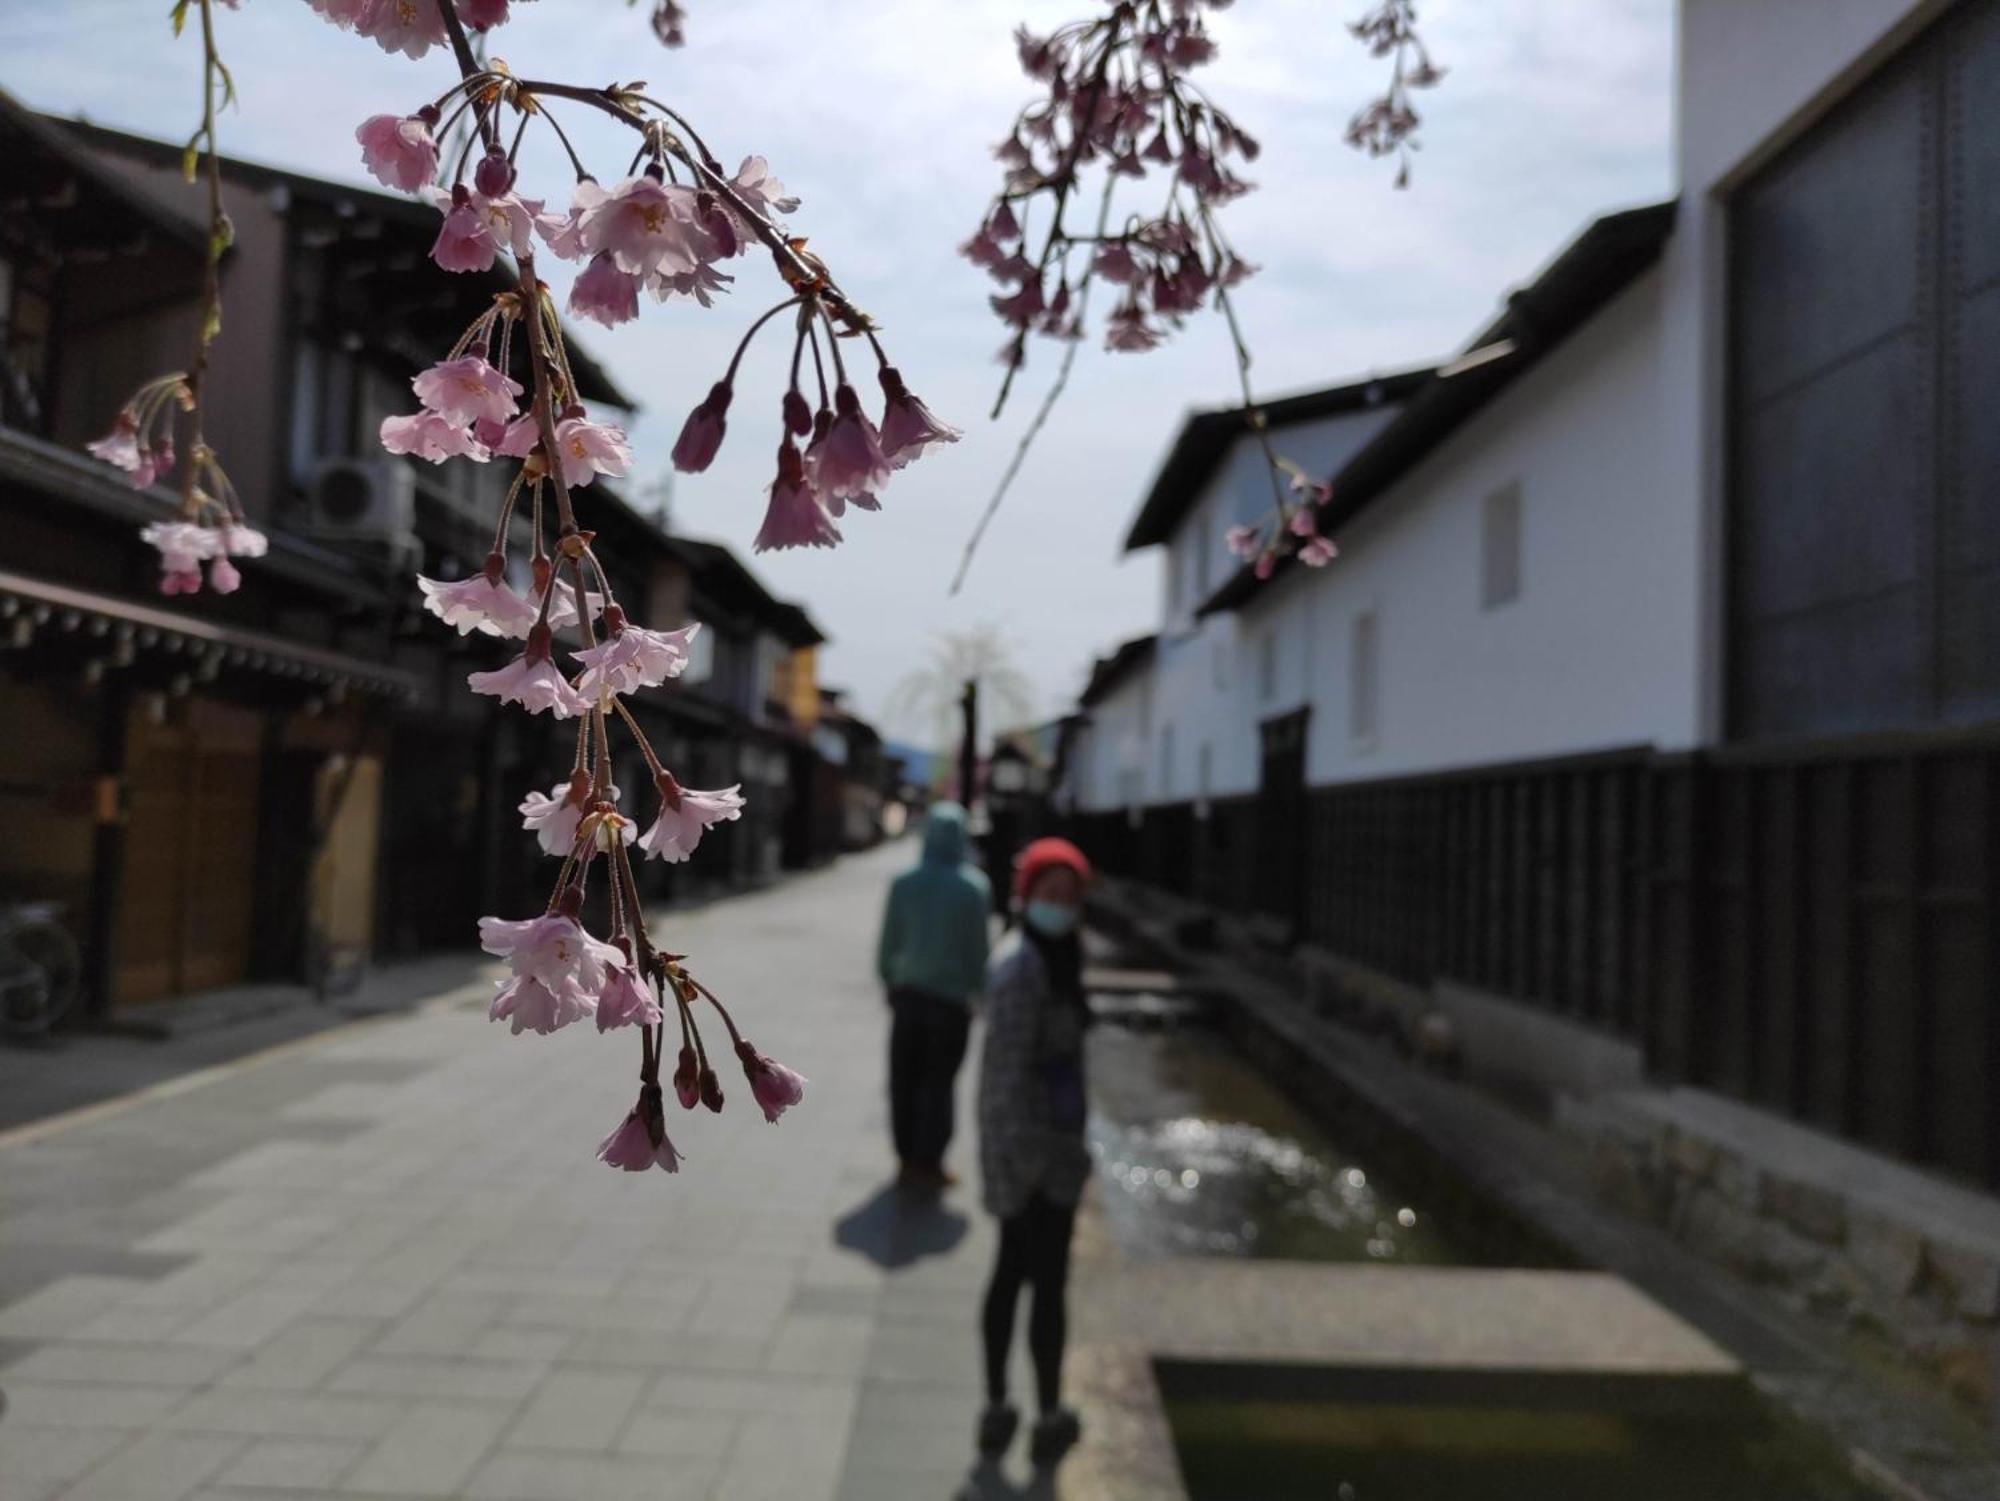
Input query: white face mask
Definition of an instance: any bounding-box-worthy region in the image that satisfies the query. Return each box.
[1024,900,1079,938]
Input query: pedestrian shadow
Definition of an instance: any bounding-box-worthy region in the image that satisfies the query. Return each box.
[832,1182,969,1269]
[953,1458,1056,1500]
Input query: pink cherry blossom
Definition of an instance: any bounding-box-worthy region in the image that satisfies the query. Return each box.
[648,261,734,307]
[735,1039,806,1124]
[1225,524,1261,560]
[1289,507,1317,539]
[355,114,438,194]
[357,0,447,59]
[534,180,607,261]
[426,186,536,274]
[728,156,799,219]
[543,580,607,632]
[220,523,268,558]
[755,444,841,553]
[1253,552,1276,580]
[468,653,589,718]
[568,254,641,328]
[307,0,372,25]
[959,229,1008,272]
[207,556,242,594]
[671,382,731,474]
[417,572,538,638]
[141,520,217,576]
[1107,300,1163,352]
[586,175,700,278]
[518,775,591,857]
[807,385,891,504]
[1298,535,1339,567]
[638,778,745,864]
[549,413,632,489]
[413,356,521,426]
[478,910,620,989]
[597,1091,681,1172]
[87,422,148,485]
[380,410,491,463]
[596,965,662,1032]
[494,414,541,459]
[573,620,700,699]
[489,973,594,1035]
[456,0,510,31]
[468,626,589,718]
[990,279,1045,326]
[875,367,960,469]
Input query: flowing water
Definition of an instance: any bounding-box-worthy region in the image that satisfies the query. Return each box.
[1086,1016,1467,1264]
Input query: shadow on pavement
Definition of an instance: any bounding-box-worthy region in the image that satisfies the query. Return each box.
[953,1458,1057,1500]
[833,1180,970,1269]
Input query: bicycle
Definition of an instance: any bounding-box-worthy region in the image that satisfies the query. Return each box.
[0,901,81,1036]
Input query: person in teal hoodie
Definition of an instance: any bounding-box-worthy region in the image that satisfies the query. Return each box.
[877,802,992,1191]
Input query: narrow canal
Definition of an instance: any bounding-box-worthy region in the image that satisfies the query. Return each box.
[1077,943,1872,1501]
[1087,1019,1466,1265]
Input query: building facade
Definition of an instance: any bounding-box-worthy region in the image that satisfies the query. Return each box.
[3,101,846,1016]
[1061,0,2000,1191]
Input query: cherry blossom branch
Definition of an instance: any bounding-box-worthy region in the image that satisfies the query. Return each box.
[952,0,1444,584]
[80,0,269,592]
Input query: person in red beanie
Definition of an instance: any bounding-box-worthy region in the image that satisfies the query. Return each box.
[974,835,1093,1466]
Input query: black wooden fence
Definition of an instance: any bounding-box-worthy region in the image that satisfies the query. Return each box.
[1067,734,2000,1190]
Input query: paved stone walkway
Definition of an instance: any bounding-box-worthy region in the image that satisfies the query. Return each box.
[0,843,1014,1501]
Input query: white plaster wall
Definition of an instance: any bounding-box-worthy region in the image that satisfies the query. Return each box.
[1669,0,1937,739]
[1073,667,1153,812]
[1260,267,1694,785]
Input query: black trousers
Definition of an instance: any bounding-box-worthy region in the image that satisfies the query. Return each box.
[982,1194,1078,1413]
[888,989,971,1170]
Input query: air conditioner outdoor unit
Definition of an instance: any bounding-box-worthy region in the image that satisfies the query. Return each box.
[304,456,417,543]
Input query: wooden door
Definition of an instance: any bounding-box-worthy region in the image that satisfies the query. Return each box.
[113,698,263,1006]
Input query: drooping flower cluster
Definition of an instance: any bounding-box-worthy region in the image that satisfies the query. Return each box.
[1346,1,1446,187]
[967,0,1261,383]
[310,0,929,1173]
[956,0,1442,586]
[85,7,270,596]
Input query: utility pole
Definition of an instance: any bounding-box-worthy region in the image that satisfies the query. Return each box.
[957,678,979,810]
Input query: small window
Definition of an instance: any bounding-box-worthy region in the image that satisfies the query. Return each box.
[1482,482,1522,609]
[1258,631,1277,702]
[1350,610,1379,744]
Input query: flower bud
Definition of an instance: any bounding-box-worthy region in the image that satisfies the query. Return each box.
[474,151,516,198]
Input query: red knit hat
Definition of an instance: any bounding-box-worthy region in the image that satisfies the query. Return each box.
[1013,837,1092,902]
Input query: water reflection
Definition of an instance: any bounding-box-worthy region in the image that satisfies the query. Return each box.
[1086,1021,1463,1264]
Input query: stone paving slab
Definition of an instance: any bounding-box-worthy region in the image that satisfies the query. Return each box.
[1072,1260,1739,1378]
[0,846,1034,1501]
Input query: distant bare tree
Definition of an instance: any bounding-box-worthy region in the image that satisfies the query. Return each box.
[889,625,1036,779]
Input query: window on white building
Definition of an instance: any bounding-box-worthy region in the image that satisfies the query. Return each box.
[1258,630,1277,702]
[1350,610,1379,745]
[1482,481,1522,610]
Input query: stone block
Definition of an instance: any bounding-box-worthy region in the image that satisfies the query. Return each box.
[1763,1175,1847,1245]
[1927,1239,2000,1323]
[1663,1127,1718,1181]
[1847,1210,1925,1300]
[1712,1150,1767,1212]
[1674,1187,1765,1278]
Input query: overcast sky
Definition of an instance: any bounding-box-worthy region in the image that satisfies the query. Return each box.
[1,0,1674,745]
